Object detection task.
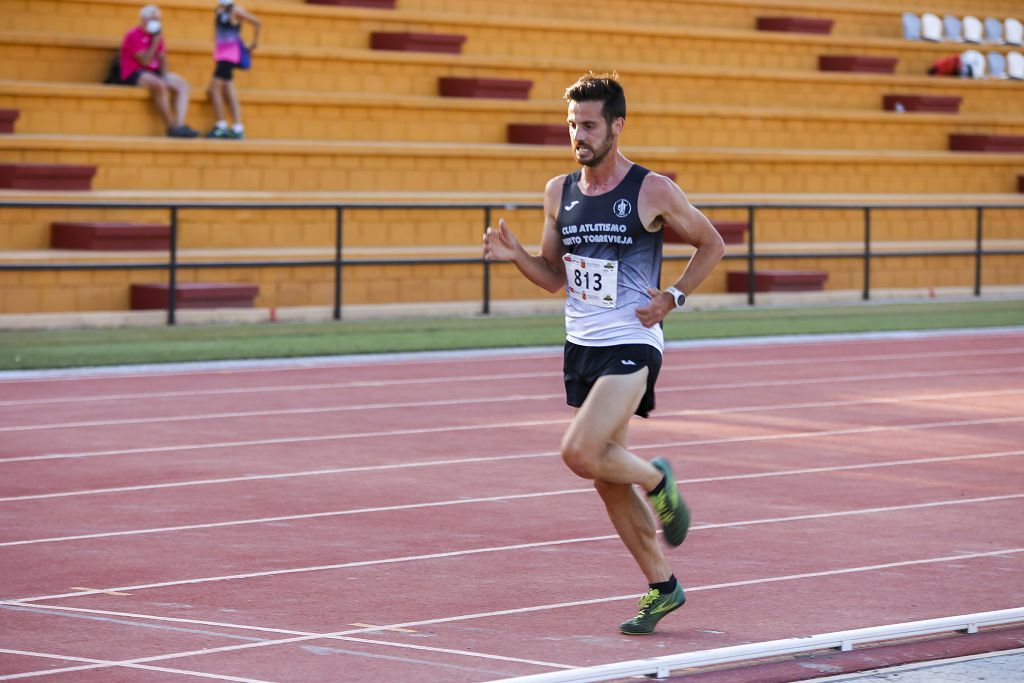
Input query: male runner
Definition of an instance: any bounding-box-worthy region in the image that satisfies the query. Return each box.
[483,72,724,634]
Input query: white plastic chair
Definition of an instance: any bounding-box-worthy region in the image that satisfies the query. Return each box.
[903,12,922,40]
[1007,51,1024,78]
[963,16,984,43]
[1006,18,1023,45]
[943,14,963,41]
[961,49,987,77]
[921,13,942,41]
[987,51,1007,77]
[984,17,1004,43]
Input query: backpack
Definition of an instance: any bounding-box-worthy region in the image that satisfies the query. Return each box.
[103,53,123,84]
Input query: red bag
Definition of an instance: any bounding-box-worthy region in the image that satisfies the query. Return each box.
[928,55,961,76]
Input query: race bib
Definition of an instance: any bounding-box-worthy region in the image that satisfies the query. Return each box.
[563,253,618,308]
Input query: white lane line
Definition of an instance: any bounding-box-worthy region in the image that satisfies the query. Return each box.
[7,490,1022,604]
[2,366,1021,434]
[4,383,1023,465]
[2,450,1015,548]
[0,346,1019,409]
[0,604,573,673]
[1,387,1017,496]
[0,648,272,682]
[4,546,1022,680]
[2,432,1015,544]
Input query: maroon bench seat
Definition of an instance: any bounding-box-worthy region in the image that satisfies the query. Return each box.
[819,55,898,74]
[0,109,18,134]
[883,94,961,113]
[51,222,169,250]
[949,134,1024,153]
[130,283,259,309]
[370,32,466,53]
[0,163,97,191]
[663,220,747,245]
[757,16,834,34]
[507,123,565,145]
[726,270,828,293]
[439,77,532,100]
[305,0,395,7]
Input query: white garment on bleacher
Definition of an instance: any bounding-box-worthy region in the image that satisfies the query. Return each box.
[903,12,922,40]
[963,16,984,43]
[1006,18,1023,46]
[984,17,1003,43]
[961,49,987,77]
[944,15,963,41]
[1007,51,1024,78]
[987,52,1007,77]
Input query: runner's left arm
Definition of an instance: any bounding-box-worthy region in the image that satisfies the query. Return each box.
[635,175,724,327]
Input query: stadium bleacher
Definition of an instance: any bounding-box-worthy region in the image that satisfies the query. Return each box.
[0,0,1022,319]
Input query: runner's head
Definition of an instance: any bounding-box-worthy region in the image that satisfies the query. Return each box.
[564,72,625,167]
[564,72,626,127]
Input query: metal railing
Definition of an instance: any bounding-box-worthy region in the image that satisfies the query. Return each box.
[1,200,1022,325]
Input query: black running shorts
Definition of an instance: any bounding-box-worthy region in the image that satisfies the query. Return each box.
[213,60,236,81]
[563,341,663,418]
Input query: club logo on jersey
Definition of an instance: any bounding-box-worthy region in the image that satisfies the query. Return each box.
[613,198,632,218]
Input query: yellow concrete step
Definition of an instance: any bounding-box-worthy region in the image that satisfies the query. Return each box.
[2,20,1017,90]
[395,0,1024,30]
[2,134,1023,195]
[3,0,1010,45]
[4,32,1022,117]
[6,80,1024,149]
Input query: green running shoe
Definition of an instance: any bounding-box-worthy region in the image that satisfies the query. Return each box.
[619,584,687,635]
[648,457,691,547]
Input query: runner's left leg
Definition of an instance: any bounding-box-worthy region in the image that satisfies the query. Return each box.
[560,370,662,490]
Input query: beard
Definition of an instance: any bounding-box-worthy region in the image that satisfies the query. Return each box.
[574,130,614,167]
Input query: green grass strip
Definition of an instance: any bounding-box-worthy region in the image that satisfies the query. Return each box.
[0,299,1021,371]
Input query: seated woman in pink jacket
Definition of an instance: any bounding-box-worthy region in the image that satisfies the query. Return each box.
[119,4,199,137]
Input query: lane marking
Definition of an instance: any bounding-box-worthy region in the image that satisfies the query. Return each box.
[6,491,1022,604]
[0,648,272,682]
[68,587,130,596]
[2,448,1022,547]
[2,385,1017,486]
[348,623,416,633]
[0,346,1019,410]
[3,547,1021,679]
[4,385,1023,465]
[2,370,1021,434]
[0,604,573,672]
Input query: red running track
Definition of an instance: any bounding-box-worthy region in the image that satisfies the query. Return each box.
[0,329,1022,682]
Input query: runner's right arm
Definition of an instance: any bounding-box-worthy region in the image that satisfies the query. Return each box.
[483,176,566,294]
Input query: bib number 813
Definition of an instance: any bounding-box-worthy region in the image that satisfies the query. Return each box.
[573,269,602,291]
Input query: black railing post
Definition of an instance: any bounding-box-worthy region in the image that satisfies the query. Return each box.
[974,206,984,297]
[746,205,756,305]
[862,207,871,301]
[482,206,492,315]
[167,206,178,325]
[333,206,344,320]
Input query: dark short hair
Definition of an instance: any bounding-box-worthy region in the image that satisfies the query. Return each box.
[563,72,626,125]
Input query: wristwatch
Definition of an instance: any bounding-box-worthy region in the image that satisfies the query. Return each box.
[665,286,686,309]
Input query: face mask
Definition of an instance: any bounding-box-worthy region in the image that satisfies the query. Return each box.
[146,19,161,34]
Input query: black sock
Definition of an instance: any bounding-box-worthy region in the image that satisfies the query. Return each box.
[649,575,677,594]
[647,475,666,496]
